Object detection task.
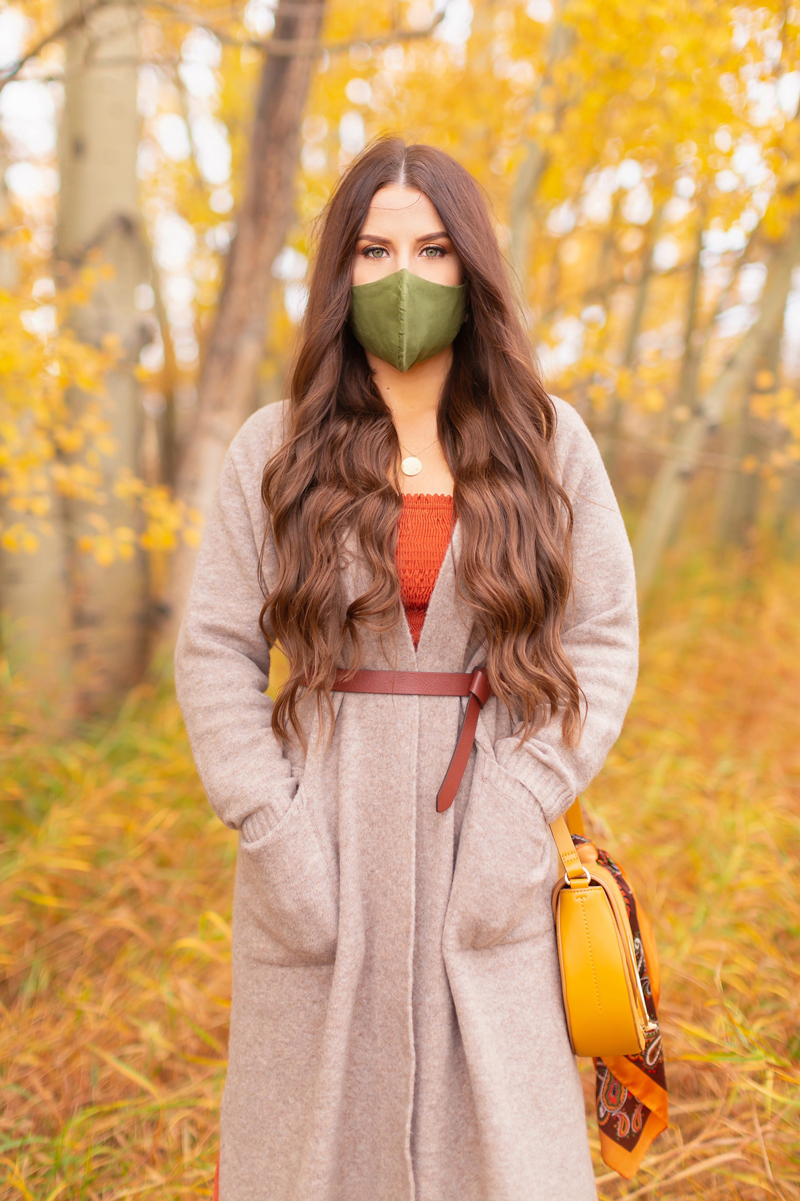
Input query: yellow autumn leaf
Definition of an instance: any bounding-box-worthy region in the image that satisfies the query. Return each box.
[616,369,634,400]
[92,536,116,566]
[642,387,665,413]
[182,526,203,548]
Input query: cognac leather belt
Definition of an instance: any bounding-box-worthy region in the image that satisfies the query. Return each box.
[332,667,492,813]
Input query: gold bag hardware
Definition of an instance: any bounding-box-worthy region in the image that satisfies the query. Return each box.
[550,801,658,1058]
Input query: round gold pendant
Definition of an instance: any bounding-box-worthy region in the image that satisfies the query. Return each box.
[401,456,423,477]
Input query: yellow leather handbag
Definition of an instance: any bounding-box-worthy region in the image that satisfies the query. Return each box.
[550,802,659,1058]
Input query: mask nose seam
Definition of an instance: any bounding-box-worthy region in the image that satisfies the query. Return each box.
[398,269,408,373]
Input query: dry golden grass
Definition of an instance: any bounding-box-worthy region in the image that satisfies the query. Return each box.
[0,689,235,1199]
[1,548,799,1199]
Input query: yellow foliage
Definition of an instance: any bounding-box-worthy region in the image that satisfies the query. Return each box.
[642,387,665,413]
[113,471,147,501]
[616,368,634,401]
[0,277,114,528]
[78,533,117,565]
[182,524,203,548]
[0,270,198,560]
[748,385,800,454]
[1,523,39,554]
[587,383,610,411]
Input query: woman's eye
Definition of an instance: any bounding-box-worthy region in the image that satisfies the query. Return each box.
[363,246,388,258]
[421,245,446,258]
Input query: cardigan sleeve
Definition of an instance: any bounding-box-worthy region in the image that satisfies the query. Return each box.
[492,400,639,824]
[174,405,299,843]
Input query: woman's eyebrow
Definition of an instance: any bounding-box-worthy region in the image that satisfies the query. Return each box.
[355,231,451,244]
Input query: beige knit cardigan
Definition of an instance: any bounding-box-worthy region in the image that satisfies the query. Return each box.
[175,396,639,1201]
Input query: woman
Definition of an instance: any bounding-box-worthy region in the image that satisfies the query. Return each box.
[175,138,638,1201]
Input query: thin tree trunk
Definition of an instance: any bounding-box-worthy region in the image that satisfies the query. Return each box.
[0,138,16,292]
[633,216,800,601]
[508,0,574,286]
[0,137,72,708]
[775,470,800,549]
[715,326,782,549]
[673,197,707,417]
[578,192,621,438]
[631,204,705,554]
[133,224,178,486]
[596,201,664,477]
[162,0,327,645]
[57,0,149,714]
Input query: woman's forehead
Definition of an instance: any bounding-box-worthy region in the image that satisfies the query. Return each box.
[360,186,443,231]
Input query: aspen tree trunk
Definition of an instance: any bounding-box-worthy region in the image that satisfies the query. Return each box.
[162,0,326,644]
[508,1,573,286]
[133,226,178,486]
[715,327,782,549]
[633,217,800,602]
[596,202,664,478]
[0,141,72,705]
[671,209,705,417]
[775,468,800,548]
[56,0,149,714]
[578,192,621,439]
[0,140,15,292]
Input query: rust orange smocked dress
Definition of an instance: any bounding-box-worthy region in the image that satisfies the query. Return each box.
[395,493,455,647]
[211,493,455,1199]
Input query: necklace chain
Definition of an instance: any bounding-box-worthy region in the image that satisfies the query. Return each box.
[399,435,438,459]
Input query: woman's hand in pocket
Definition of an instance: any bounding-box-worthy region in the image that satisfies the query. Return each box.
[444,750,556,952]
[234,784,339,966]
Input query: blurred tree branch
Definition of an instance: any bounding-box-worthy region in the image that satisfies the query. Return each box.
[0,0,447,93]
[0,0,112,90]
[147,0,447,55]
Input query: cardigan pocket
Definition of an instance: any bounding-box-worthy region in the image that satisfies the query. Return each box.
[235,782,339,966]
[444,749,555,952]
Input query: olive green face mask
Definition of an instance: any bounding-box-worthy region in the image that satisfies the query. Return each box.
[349,268,467,373]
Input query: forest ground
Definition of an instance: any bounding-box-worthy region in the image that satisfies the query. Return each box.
[1,542,799,1200]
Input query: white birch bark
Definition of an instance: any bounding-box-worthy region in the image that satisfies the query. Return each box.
[714,326,782,548]
[0,139,72,703]
[633,217,800,601]
[56,0,148,713]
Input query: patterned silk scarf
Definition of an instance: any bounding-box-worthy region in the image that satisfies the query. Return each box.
[573,835,669,1180]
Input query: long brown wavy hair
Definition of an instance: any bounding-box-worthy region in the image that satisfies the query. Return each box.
[261,137,582,750]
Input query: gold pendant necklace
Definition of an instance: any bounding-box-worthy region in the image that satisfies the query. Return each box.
[399,435,438,478]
